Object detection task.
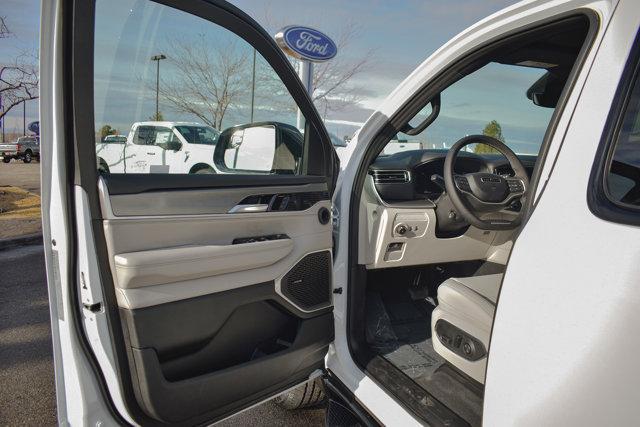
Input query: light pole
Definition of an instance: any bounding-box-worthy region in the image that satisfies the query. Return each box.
[0,67,5,143]
[250,49,256,123]
[296,60,313,130]
[150,54,166,120]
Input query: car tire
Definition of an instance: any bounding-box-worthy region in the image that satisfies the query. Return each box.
[23,151,32,163]
[273,377,326,410]
[2,157,10,163]
[193,167,215,174]
[98,159,110,174]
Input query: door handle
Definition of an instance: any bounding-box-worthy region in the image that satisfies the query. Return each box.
[146,152,156,155]
[228,204,269,213]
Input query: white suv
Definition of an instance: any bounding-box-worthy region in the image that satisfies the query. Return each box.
[96,121,220,174]
[40,0,640,426]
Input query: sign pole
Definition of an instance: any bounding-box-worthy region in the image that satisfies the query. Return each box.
[275,26,336,130]
[297,60,313,130]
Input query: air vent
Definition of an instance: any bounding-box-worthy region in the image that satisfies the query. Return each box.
[371,170,411,184]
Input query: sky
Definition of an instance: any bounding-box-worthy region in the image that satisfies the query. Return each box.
[1,0,552,152]
[0,0,40,136]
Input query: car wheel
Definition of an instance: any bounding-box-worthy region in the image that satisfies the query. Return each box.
[98,159,110,174]
[23,152,32,163]
[2,157,10,163]
[194,167,215,174]
[273,377,326,410]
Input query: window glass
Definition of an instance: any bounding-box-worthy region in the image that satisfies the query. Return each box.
[380,63,553,157]
[134,126,154,146]
[94,0,305,175]
[175,125,220,145]
[606,71,640,208]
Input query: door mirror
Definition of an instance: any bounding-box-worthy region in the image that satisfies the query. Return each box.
[214,121,303,174]
[158,139,182,152]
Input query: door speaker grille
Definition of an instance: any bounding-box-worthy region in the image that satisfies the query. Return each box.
[280,251,332,311]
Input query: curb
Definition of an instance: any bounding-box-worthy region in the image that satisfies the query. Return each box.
[0,233,43,251]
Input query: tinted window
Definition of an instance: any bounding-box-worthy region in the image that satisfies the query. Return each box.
[93,0,306,175]
[134,126,155,145]
[175,125,219,145]
[606,71,640,208]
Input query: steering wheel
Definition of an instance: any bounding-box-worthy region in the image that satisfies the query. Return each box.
[443,135,529,230]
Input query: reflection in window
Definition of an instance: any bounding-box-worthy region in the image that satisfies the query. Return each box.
[606,71,640,207]
[93,0,304,175]
[382,63,553,158]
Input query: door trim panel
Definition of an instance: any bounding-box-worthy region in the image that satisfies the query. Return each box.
[114,238,294,288]
[121,281,333,424]
[102,173,328,196]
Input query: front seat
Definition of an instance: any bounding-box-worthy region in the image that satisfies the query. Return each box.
[431,274,503,384]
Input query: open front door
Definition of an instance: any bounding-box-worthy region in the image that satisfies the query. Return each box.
[43,0,338,424]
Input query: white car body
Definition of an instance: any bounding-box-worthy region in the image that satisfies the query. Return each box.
[380,139,423,156]
[40,0,640,425]
[96,121,219,174]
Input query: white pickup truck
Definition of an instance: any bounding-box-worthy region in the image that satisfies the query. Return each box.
[96,121,220,174]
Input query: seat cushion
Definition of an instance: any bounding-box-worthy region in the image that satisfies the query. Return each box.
[446,274,501,304]
[431,274,503,384]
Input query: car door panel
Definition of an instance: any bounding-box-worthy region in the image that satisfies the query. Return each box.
[113,238,295,288]
[96,177,333,422]
[121,286,333,423]
[52,0,339,423]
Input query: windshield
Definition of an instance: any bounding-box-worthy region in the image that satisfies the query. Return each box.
[383,62,554,158]
[174,125,220,145]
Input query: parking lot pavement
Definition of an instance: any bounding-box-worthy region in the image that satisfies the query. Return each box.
[0,244,324,425]
[0,161,41,194]
[0,244,56,425]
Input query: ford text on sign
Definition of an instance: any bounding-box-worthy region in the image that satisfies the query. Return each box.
[275,26,337,62]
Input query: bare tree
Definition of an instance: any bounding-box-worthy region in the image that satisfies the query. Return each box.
[0,16,11,39]
[261,5,374,118]
[307,23,374,119]
[156,35,251,129]
[0,58,39,122]
[0,16,39,124]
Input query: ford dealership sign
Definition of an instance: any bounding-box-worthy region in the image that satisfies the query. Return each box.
[275,26,337,62]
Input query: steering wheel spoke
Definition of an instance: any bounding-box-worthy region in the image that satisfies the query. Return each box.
[506,177,526,195]
[454,174,472,193]
[443,135,530,230]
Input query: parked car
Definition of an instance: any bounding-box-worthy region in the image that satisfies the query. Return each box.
[380,134,423,156]
[41,0,640,426]
[0,135,40,163]
[102,134,127,144]
[95,122,220,174]
[329,131,352,167]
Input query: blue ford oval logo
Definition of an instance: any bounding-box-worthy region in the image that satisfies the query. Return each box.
[275,26,337,62]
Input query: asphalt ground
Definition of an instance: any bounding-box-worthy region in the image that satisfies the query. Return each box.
[0,161,41,195]
[0,244,324,425]
[0,244,56,425]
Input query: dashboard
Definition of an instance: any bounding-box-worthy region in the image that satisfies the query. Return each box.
[370,149,537,203]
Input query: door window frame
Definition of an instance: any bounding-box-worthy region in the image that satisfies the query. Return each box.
[344,10,599,424]
[588,30,640,226]
[64,0,337,424]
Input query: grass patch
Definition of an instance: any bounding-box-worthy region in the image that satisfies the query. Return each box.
[0,186,41,219]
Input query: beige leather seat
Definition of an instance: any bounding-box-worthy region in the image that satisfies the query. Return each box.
[431,274,503,384]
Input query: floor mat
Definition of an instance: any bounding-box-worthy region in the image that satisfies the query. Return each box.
[365,291,483,426]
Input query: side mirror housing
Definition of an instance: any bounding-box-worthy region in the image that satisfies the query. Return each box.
[158,139,182,152]
[214,121,303,174]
